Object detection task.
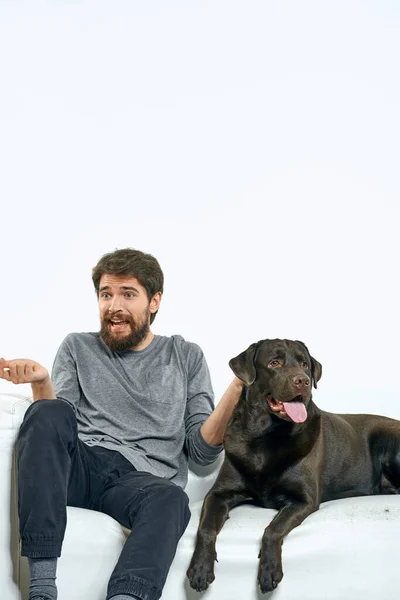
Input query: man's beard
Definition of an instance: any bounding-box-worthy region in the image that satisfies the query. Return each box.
[99,309,150,352]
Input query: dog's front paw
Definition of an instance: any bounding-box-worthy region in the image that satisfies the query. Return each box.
[187,559,215,592]
[257,554,283,594]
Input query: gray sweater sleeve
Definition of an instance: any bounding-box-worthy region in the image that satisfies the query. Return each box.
[183,342,223,465]
[51,335,81,410]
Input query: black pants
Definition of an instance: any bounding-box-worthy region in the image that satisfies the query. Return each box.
[17,400,191,600]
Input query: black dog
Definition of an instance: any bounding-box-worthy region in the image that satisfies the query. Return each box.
[187,339,400,593]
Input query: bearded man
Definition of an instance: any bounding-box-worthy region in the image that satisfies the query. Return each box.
[0,248,243,600]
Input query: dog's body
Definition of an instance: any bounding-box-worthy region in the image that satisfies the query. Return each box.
[187,339,400,593]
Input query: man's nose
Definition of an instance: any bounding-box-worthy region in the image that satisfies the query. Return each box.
[108,297,124,313]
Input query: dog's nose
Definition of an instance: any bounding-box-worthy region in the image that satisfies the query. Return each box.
[292,374,310,388]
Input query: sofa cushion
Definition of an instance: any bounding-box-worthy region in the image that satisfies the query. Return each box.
[162,495,400,599]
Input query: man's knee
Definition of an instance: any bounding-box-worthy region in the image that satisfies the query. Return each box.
[19,399,75,439]
[147,480,191,524]
[24,398,73,419]
[163,480,189,506]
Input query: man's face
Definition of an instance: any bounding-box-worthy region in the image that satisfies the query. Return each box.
[98,274,161,352]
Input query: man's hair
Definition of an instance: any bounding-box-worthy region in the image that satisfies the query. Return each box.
[92,248,164,324]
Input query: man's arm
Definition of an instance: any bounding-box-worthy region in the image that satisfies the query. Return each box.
[200,377,243,446]
[183,340,244,465]
[0,357,56,401]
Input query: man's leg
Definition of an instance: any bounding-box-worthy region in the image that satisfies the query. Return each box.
[94,459,191,600]
[18,400,82,559]
[17,399,109,599]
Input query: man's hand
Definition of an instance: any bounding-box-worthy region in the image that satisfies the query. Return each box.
[0,358,49,384]
[0,358,56,401]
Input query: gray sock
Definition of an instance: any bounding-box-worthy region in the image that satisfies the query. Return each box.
[28,557,57,600]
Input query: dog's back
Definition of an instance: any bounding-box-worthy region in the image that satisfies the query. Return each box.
[319,411,400,500]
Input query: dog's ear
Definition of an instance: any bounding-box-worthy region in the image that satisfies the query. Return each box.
[310,357,322,389]
[295,340,322,389]
[229,342,258,387]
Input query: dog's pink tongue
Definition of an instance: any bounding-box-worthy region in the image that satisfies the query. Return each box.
[283,401,307,423]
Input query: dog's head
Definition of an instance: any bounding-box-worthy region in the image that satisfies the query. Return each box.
[229,339,322,424]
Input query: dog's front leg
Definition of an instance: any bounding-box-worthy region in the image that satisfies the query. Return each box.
[258,502,315,593]
[187,489,248,591]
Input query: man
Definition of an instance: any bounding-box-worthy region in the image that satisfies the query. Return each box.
[0,248,243,600]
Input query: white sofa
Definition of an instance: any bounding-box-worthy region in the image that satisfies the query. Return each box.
[1,391,400,600]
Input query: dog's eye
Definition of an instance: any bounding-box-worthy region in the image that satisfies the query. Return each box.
[269,360,280,368]
[302,361,308,368]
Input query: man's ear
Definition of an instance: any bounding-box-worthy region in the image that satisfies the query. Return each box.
[228,342,258,387]
[149,291,162,314]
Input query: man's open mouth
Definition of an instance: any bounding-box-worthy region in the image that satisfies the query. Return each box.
[108,319,130,332]
[267,395,308,423]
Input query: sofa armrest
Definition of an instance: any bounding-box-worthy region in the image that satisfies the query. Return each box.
[0,393,32,600]
[0,394,32,430]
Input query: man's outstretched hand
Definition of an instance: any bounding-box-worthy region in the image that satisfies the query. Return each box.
[0,358,56,400]
[0,358,49,384]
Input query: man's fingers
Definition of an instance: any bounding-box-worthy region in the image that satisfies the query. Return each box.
[8,364,19,384]
[8,363,27,384]
[0,358,48,385]
[0,357,10,369]
[16,363,28,383]
[0,357,9,381]
[0,364,11,381]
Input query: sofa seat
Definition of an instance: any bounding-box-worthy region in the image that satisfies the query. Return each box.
[19,494,400,600]
[163,495,400,600]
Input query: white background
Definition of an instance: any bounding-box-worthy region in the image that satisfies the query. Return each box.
[0,1,399,415]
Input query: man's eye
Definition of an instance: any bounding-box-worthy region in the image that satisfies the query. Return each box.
[101,293,111,299]
[125,293,135,298]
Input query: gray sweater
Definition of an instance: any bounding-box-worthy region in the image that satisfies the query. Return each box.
[51,332,222,488]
